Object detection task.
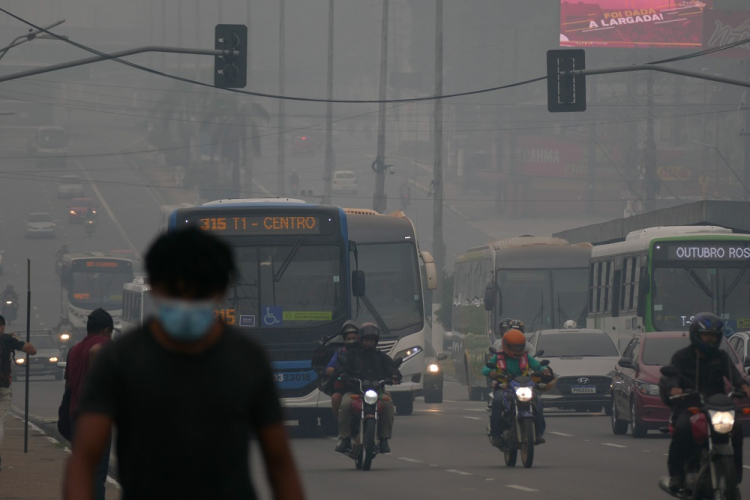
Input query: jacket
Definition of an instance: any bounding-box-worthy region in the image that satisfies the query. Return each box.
[334,346,402,383]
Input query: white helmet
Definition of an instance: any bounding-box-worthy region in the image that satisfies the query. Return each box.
[563,320,577,329]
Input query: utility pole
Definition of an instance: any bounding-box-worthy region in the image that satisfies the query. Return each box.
[743,95,750,202]
[277,0,286,197]
[245,0,253,197]
[432,0,444,308]
[645,71,657,211]
[323,0,334,204]
[194,0,200,77]
[177,0,182,70]
[161,0,166,70]
[372,0,390,213]
[587,81,597,214]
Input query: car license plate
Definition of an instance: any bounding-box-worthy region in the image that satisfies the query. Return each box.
[571,386,596,394]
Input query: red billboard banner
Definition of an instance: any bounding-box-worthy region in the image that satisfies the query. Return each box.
[560,0,711,49]
[516,136,620,179]
[703,9,750,58]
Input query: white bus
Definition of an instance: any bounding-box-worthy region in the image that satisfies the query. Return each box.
[344,209,438,414]
[119,276,154,335]
[587,226,750,349]
[159,204,194,233]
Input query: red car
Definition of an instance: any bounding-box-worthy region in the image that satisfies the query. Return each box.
[611,331,750,437]
[68,197,98,223]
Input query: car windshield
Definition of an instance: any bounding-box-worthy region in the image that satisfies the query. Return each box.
[642,336,738,365]
[39,129,66,148]
[652,265,750,332]
[536,332,619,357]
[228,244,346,329]
[350,242,423,333]
[29,214,51,223]
[31,336,58,349]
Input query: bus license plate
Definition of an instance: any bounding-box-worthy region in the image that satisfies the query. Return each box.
[571,386,596,394]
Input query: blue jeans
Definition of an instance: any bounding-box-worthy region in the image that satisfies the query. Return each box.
[72,420,111,500]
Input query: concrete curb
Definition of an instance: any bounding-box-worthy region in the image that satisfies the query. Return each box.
[10,405,121,486]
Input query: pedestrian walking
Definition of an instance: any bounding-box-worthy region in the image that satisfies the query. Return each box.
[64,308,114,499]
[64,227,305,500]
[0,314,36,470]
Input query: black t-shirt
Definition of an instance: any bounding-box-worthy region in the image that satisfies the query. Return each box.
[0,333,25,388]
[78,323,283,500]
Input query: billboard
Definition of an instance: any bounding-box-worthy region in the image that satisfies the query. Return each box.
[560,0,711,48]
[703,9,750,57]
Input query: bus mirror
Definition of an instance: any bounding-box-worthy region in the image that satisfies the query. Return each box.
[352,270,366,297]
[420,251,438,290]
[484,281,496,312]
[437,353,448,361]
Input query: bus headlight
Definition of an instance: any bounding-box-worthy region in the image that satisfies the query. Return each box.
[709,410,735,434]
[515,387,533,402]
[364,389,379,405]
[394,346,422,363]
[428,363,440,373]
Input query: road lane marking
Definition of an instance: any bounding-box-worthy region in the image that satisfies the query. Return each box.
[743,466,750,470]
[507,485,538,492]
[549,431,573,437]
[446,469,472,476]
[398,457,423,463]
[462,416,481,420]
[602,443,626,448]
[486,478,495,481]
[75,160,140,257]
[443,399,458,403]
[430,464,439,467]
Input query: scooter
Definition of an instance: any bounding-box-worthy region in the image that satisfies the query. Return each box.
[658,366,744,500]
[1,298,18,324]
[336,364,400,472]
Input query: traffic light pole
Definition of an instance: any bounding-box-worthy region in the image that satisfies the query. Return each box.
[0,45,239,85]
[372,0,389,214]
[323,0,335,205]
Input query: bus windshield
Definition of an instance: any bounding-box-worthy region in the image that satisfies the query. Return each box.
[498,268,588,330]
[652,265,750,331]
[229,244,346,328]
[350,242,423,333]
[70,270,133,309]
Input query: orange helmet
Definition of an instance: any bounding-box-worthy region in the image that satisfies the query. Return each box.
[502,329,527,358]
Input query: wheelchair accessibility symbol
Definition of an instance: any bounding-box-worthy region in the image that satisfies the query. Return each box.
[262,306,283,327]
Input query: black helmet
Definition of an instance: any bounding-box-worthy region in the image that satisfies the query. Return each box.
[508,319,525,334]
[359,322,380,348]
[689,312,723,354]
[341,320,360,336]
[499,318,513,335]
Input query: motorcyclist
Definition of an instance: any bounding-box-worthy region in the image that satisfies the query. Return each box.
[56,244,69,260]
[482,328,550,446]
[325,320,360,419]
[398,181,411,207]
[563,320,577,329]
[0,284,18,303]
[507,319,525,333]
[661,312,750,493]
[333,322,401,454]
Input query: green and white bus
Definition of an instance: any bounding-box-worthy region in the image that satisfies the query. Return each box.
[587,226,750,349]
[452,236,592,400]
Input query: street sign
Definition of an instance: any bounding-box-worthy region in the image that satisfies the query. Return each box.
[214,24,247,89]
[547,49,586,113]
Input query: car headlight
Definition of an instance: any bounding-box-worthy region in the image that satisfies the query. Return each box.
[49,357,59,363]
[428,363,440,373]
[60,333,70,341]
[709,410,735,434]
[394,346,423,363]
[69,210,76,215]
[364,389,379,405]
[5,300,11,305]
[635,380,660,396]
[515,387,533,402]
[15,357,25,365]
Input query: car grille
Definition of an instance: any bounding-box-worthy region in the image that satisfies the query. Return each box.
[555,376,611,396]
[377,340,398,355]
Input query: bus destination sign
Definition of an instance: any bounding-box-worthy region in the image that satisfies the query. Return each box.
[661,243,750,262]
[188,213,331,236]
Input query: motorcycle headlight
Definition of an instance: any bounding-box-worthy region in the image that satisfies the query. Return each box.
[428,363,440,373]
[515,387,533,402]
[364,389,379,405]
[709,410,735,434]
[60,333,70,341]
[635,380,661,396]
[49,357,58,363]
[5,300,11,305]
[15,357,25,365]
[394,346,423,363]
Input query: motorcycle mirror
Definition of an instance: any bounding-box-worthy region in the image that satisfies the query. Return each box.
[660,365,678,377]
[540,359,550,366]
[488,346,497,354]
[535,349,545,357]
[437,353,448,361]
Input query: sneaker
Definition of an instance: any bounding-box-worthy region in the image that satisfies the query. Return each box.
[334,438,351,453]
[535,434,546,445]
[379,438,391,454]
[668,476,685,493]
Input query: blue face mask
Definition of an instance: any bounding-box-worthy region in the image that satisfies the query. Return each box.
[157,299,217,342]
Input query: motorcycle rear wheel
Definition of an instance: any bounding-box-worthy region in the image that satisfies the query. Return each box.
[521,421,535,468]
[362,419,377,471]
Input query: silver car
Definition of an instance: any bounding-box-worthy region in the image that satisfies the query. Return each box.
[527,328,620,413]
[25,213,57,239]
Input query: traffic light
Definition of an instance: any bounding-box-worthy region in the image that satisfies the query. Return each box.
[214,24,247,89]
[547,49,586,113]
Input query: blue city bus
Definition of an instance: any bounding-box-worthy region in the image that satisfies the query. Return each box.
[169,198,351,431]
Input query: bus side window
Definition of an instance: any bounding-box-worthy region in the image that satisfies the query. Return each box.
[636,263,648,318]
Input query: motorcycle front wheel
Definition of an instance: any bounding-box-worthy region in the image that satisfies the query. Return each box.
[520,420,535,468]
[712,456,739,500]
[362,419,377,471]
[504,426,518,467]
